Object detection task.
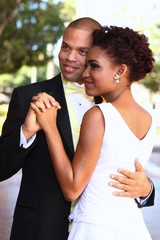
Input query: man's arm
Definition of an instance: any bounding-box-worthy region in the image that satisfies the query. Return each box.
[0,89,39,181]
[109,159,155,207]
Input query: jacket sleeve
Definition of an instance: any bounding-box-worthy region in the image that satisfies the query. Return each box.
[0,87,35,181]
[135,178,155,208]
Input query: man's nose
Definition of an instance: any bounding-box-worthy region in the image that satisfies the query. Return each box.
[66,50,77,61]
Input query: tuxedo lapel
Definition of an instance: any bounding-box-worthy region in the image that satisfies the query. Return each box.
[48,74,74,159]
[94,96,103,104]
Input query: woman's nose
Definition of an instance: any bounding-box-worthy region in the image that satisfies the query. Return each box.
[82,67,89,78]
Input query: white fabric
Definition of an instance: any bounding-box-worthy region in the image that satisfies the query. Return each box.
[20,126,36,148]
[68,222,151,240]
[68,102,156,240]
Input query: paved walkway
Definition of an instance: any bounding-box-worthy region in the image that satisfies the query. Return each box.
[0,170,21,240]
[142,147,160,240]
[0,146,160,240]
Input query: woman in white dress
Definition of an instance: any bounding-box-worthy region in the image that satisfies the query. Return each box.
[31,26,156,239]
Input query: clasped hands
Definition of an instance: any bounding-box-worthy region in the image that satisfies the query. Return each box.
[31,92,61,113]
[23,92,152,199]
[22,92,61,140]
[30,92,61,133]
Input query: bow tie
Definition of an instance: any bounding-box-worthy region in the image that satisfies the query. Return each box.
[65,81,86,96]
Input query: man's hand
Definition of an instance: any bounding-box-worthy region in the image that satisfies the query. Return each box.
[22,92,54,141]
[109,159,152,198]
[22,107,41,141]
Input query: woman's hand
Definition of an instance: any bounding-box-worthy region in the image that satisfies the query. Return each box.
[30,92,61,133]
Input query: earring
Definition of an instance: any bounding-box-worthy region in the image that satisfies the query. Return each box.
[114,74,120,84]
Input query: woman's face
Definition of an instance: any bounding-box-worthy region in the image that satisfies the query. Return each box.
[83,46,118,98]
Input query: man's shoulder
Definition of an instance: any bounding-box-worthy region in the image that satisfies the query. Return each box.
[14,73,62,92]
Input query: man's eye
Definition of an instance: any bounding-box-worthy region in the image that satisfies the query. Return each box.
[80,50,88,56]
[61,45,69,51]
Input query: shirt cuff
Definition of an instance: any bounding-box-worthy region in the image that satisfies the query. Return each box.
[136,178,153,205]
[20,126,36,148]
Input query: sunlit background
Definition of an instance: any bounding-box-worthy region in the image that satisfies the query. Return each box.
[76,0,160,27]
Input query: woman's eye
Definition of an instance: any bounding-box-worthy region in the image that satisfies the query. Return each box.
[90,63,99,69]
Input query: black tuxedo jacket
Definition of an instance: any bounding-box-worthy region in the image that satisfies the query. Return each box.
[0,73,74,240]
[0,73,155,240]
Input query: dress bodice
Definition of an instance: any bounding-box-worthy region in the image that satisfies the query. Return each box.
[69,102,156,236]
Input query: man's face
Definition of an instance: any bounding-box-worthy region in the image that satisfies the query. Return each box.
[58,27,93,84]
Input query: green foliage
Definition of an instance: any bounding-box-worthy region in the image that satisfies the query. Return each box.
[0,0,75,74]
[137,21,160,93]
[148,23,160,62]
[140,61,160,93]
[0,65,50,88]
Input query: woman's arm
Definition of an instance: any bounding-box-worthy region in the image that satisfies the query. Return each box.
[32,102,104,201]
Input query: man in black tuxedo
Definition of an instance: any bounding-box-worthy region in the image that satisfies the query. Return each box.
[0,17,155,240]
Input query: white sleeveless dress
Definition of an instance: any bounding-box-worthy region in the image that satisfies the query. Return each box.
[68,102,156,240]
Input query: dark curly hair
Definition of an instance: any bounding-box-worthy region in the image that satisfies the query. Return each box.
[92,26,155,82]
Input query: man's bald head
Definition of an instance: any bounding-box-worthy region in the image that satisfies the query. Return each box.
[66,17,102,33]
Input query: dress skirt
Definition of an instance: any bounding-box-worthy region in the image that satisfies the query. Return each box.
[68,221,152,240]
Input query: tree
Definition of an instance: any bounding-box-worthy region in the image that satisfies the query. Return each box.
[136,21,160,94]
[141,61,160,93]
[0,0,75,74]
[0,0,22,36]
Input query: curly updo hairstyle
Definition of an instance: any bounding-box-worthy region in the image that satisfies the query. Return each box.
[92,26,155,82]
